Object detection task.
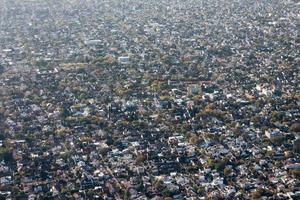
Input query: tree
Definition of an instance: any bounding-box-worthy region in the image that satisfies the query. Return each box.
[290,169,300,179]
[197,186,206,195]
[251,116,261,127]
[251,190,262,199]
[162,188,172,197]
[0,64,4,73]
[86,189,95,199]
[289,123,300,132]
[270,111,284,122]
[34,59,49,68]
[214,159,228,171]
[189,135,199,145]
[154,179,163,190]
[206,158,215,169]
[224,167,232,176]
[0,147,14,163]
[124,189,130,200]
[136,153,146,163]
[293,139,300,153]
[0,132,6,140]
[13,187,26,199]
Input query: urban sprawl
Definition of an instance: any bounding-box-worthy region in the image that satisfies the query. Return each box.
[0,0,299,199]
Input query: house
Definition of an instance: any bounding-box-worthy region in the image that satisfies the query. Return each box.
[265,129,284,140]
[118,56,130,64]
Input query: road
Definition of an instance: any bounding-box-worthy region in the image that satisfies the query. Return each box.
[105,166,125,190]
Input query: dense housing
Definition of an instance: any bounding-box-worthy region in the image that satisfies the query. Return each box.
[0,0,299,199]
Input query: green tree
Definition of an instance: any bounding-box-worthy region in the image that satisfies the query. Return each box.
[189,135,199,145]
[154,179,163,190]
[289,123,300,132]
[224,167,232,176]
[124,189,130,200]
[0,64,4,73]
[162,188,172,197]
[0,147,13,163]
[136,153,146,163]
